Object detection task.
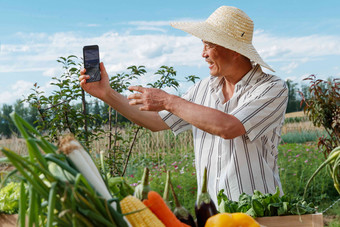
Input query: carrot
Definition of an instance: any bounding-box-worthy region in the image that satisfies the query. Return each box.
[143,191,190,227]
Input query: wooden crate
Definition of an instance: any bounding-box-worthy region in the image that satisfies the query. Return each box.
[0,214,17,227]
[256,213,323,227]
[1,213,324,227]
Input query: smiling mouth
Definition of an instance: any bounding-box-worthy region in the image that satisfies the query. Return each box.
[206,61,214,69]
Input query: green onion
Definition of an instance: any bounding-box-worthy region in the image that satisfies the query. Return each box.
[18,181,27,227]
[47,182,58,227]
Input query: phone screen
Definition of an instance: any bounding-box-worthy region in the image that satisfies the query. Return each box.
[83,45,101,82]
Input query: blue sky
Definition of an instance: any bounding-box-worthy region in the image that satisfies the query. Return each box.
[1,0,340,105]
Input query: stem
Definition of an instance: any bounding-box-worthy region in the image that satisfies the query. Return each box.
[201,167,208,193]
[122,127,141,176]
[108,106,113,176]
[81,88,88,146]
[170,181,181,208]
[113,109,118,175]
[141,167,149,186]
[64,108,74,135]
[163,170,171,202]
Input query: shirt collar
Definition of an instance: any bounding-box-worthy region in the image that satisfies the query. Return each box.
[235,64,263,92]
[209,64,263,93]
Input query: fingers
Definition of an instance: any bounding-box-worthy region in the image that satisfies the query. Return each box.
[100,62,109,79]
[127,92,142,100]
[80,68,86,75]
[127,86,145,106]
[127,92,143,106]
[80,78,87,87]
[128,85,146,93]
[80,62,106,84]
[128,99,142,106]
[79,74,90,82]
[79,67,89,83]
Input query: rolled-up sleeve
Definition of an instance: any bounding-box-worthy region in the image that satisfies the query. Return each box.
[158,110,191,135]
[158,83,199,135]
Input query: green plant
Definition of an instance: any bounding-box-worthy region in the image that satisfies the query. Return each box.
[0,181,21,214]
[304,146,340,197]
[281,130,327,144]
[23,56,104,148]
[300,75,340,156]
[217,187,316,217]
[284,116,308,124]
[1,112,127,226]
[278,143,339,210]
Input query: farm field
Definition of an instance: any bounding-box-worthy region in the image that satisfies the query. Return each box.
[0,111,339,226]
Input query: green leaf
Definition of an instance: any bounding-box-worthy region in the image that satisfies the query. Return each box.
[252,199,265,217]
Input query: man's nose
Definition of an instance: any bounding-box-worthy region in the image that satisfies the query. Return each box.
[202,49,208,58]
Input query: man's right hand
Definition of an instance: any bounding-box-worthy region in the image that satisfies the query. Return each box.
[79,62,111,100]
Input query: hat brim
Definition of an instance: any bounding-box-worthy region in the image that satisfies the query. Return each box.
[171,21,274,72]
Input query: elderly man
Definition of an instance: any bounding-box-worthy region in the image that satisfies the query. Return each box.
[79,6,288,205]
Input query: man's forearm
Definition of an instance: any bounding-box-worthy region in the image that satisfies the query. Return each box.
[102,88,169,132]
[165,95,246,139]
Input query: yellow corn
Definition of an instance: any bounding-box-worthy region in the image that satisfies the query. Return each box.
[120,195,165,227]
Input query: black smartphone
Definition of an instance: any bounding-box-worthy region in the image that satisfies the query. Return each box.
[83,45,101,82]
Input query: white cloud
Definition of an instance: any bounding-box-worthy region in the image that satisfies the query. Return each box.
[0,91,16,104]
[2,27,340,105]
[43,67,62,77]
[280,62,299,74]
[0,80,34,104]
[2,29,340,77]
[11,80,32,92]
[254,30,340,61]
[0,31,202,76]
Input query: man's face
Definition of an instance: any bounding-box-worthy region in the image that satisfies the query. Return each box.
[202,41,235,77]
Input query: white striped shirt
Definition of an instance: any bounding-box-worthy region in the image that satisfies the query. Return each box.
[159,64,288,205]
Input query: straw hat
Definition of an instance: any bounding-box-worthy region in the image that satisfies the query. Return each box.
[171,6,274,72]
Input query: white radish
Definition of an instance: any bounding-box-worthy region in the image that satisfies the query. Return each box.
[59,135,116,210]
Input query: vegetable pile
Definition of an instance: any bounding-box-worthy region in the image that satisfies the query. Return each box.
[0,113,319,227]
[0,113,197,227]
[1,113,128,226]
[217,187,317,218]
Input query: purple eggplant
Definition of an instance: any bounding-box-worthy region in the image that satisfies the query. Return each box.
[195,167,217,227]
[168,170,197,227]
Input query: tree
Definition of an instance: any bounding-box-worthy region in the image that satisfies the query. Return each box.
[0,104,14,138]
[23,55,104,147]
[300,75,340,156]
[285,79,301,113]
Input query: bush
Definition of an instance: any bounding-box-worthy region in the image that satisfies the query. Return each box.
[281,130,327,144]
